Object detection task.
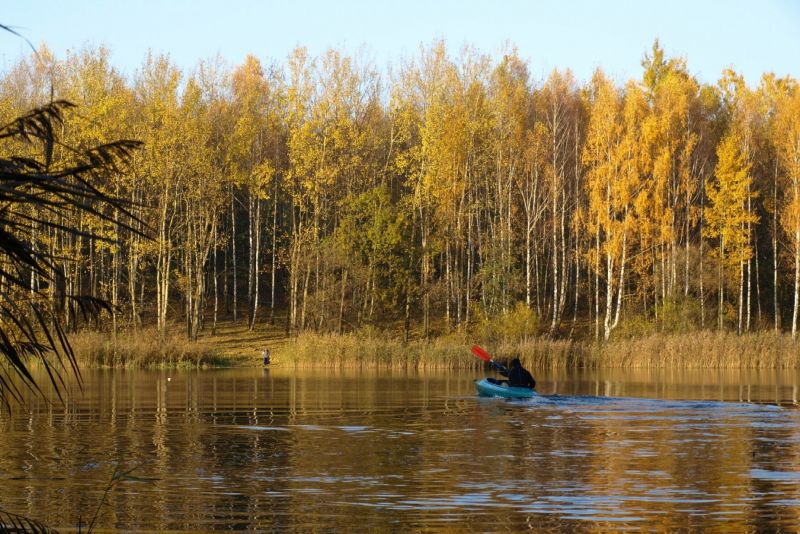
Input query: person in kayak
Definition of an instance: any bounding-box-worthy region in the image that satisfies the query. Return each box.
[489,358,536,389]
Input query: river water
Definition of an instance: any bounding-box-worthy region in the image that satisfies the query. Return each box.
[2,367,800,532]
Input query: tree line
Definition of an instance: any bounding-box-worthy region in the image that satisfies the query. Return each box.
[2,40,799,342]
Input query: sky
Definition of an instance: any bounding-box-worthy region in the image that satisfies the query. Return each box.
[1,0,799,85]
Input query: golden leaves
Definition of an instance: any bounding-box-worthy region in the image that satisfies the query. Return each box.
[704,130,758,266]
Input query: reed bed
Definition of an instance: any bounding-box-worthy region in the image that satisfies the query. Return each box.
[276,332,480,369]
[276,330,800,369]
[493,338,588,369]
[589,331,800,369]
[275,331,586,369]
[61,325,800,369]
[69,329,227,368]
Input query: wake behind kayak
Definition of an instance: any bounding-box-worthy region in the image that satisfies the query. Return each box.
[475,378,536,399]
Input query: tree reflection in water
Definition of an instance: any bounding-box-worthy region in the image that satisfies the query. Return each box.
[1,367,799,531]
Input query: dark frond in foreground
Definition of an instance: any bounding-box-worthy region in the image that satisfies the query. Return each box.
[0,508,58,534]
[0,99,144,410]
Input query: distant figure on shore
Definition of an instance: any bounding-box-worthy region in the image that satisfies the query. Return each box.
[262,347,271,366]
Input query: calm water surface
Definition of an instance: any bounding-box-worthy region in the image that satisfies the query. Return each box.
[2,367,800,532]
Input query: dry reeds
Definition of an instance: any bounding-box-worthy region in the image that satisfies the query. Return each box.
[276,330,800,370]
[62,326,800,370]
[69,329,225,368]
[589,331,800,369]
[276,332,480,369]
[276,331,585,369]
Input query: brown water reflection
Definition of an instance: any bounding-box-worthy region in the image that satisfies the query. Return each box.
[1,367,800,532]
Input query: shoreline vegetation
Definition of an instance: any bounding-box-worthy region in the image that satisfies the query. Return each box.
[5,41,800,399]
[63,321,800,370]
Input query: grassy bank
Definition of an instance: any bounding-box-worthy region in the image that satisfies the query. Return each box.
[66,319,292,368]
[585,331,800,368]
[276,330,800,369]
[69,329,229,368]
[64,320,800,369]
[276,332,481,369]
[274,331,582,369]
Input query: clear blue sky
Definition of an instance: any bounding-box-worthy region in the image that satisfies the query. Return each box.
[2,0,798,85]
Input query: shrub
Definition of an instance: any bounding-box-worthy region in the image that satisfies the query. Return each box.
[476,301,539,344]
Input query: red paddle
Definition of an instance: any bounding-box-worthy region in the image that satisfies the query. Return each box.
[471,345,508,373]
[471,345,491,362]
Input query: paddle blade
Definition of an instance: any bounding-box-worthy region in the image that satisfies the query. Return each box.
[471,345,492,362]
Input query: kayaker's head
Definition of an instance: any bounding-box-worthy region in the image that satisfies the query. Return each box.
[510,358,521,369]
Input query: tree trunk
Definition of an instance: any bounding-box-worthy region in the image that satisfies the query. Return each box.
[559,186,569,327]
[685,171,691,297]
[156,189,172,334]
[551,174,559,333]
[746,191,753,332]
[404,275,411,343]
[793,229,800,339]
[525,212,532,307]
[466,195,472,327]
[594,223,600,340]
[288,206,301,334]
[270,177,278,324]
[774,163,780,333]
[719,237,725,331]
[300,261,311,331]
[420,206,430,339]
[738,256,744,336]
[700,177,705,327]
[111,209,119,336]
[249,195,261,331]
[612,226,627,333]
[231,188,238,323]
[338,268,347,334]
[603,250,615,341]
[213,221,218,335]
[755,235,762,325]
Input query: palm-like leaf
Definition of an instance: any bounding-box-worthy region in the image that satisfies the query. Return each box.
[0,508,58,533]
[0,100,145,409]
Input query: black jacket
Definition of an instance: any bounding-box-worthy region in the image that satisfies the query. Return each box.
[500,365,536,389]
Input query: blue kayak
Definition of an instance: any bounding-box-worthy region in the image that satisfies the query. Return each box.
[475,378,536,399]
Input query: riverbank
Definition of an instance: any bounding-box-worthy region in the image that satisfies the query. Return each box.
[66,322,800,369]
[275,330,800,369]
[69,329,227,368]
[68,320,292,368]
